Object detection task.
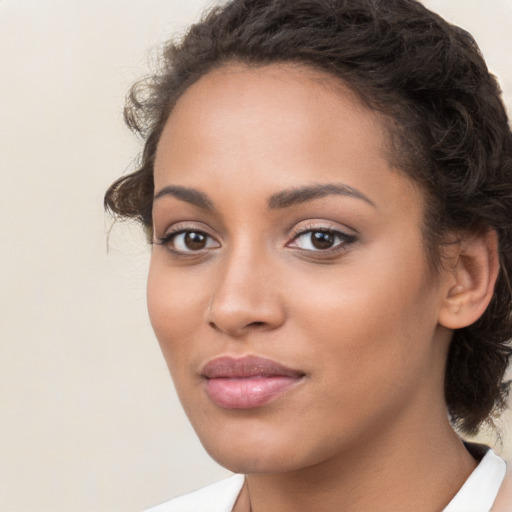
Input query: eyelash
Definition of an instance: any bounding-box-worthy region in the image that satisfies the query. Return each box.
[155,228,219,257]
[155,225,357,258]
[287,226,357,255]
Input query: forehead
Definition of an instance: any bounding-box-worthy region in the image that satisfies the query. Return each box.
[156,64,387,168]
[153,62,420,214]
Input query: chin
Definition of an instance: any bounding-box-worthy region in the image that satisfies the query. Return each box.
[206,444,302,475]
[193,418,333,475]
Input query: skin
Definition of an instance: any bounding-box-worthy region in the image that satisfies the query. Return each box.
[148,64,480,511]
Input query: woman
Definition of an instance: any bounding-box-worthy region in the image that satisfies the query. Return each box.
[105,0,512,510]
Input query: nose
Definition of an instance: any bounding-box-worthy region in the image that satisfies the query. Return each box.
[206,245,286,338]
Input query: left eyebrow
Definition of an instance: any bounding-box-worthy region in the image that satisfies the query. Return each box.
[268,183,376,209]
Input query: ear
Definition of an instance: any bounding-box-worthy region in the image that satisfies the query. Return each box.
[438,229,499,329]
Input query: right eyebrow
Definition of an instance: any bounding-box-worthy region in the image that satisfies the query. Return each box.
[153,185,216,211]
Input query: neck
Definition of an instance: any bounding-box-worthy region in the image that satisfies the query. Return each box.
[236,407,477,512]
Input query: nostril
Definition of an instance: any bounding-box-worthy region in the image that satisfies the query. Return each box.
[207,319,266,333]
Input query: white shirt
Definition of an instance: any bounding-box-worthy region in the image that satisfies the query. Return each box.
[145,449,507,512]
[443,449,506,512]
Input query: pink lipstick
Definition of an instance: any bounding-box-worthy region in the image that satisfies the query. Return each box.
[201,355,305,409]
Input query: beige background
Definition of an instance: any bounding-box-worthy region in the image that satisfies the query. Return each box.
[1,1,511,511]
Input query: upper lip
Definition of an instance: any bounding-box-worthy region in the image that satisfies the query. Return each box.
[201,355,305,379]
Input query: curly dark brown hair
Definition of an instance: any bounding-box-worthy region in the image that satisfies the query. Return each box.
[105,0,512,435]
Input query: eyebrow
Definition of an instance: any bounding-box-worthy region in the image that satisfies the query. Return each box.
[153,182,375,211]
[268,183,376,209]
[153,185,215,210]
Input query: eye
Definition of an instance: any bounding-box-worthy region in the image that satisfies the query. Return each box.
[288,229,356,252]
[156,229,220,254]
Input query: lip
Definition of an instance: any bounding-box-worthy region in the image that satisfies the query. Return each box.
[201,355,305,409]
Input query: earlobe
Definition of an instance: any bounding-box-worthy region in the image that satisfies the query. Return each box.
[438,229,499,329]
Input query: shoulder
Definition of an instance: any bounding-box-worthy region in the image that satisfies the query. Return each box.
[492,459,512,512]
[143,474,245,512]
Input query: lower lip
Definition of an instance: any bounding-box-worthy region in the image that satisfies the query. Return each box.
[204,376,302,409]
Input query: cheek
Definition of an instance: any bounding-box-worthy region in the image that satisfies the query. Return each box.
[289,243,440,396]
[146,257,206,370]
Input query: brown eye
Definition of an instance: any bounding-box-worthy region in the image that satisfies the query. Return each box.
[288,228,357,252]
[184,232,207,250]
[311,231,335,249]
[157,229,220,253]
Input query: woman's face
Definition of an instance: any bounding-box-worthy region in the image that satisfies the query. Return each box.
[148,64,452,474]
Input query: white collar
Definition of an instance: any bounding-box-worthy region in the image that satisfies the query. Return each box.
[443,448,507,512]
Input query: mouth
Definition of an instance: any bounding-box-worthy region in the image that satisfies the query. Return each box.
[201,355,305,409]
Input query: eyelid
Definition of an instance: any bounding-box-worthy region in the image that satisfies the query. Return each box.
[287,220,357,240]
[154,222,221,255]
[154,221,217,241]
[287,230,355,249]
[286,221,358,253]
